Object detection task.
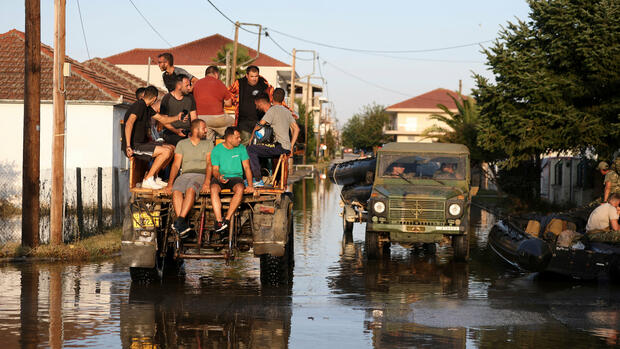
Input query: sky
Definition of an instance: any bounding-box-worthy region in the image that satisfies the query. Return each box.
[1,0,531,126]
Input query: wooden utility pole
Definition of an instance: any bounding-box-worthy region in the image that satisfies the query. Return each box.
[231,21,240,84]
[23,0,41,248]
[50,0,66,245]
[225,50,231,86]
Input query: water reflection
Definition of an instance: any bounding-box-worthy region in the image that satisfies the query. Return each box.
[121,282,292,348]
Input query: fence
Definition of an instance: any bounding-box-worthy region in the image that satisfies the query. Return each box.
[0,163,127,244]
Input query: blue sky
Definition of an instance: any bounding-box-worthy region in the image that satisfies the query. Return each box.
[1,0,531,125]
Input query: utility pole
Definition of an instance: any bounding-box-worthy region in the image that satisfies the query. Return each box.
[231,21,239,84]
[23,0,41,248]
[458,79,462,95]
[50,0,66,245]
[225,50,231,86]
[289,48,296,107]
[146,57,151,85]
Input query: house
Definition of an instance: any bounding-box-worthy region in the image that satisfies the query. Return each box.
[384,88,462,143]
[0,29,144,242]
[105,33,294,92]
[541,156,600,206]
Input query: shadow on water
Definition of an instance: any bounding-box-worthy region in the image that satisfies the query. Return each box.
[2,167,620,348]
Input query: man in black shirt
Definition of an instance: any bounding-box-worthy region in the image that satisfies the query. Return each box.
[159,75,197,146]
[123,86,181,190]
[158,52,197,92]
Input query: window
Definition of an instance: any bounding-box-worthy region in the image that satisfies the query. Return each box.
[554,161,563,185]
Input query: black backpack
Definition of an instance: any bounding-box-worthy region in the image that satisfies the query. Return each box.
[252,123,275,145]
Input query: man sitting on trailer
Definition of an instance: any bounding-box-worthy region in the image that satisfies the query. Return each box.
[123,86,180,190]
[165,119,213,238]
[247,90,300,187]
[210,127,254,233]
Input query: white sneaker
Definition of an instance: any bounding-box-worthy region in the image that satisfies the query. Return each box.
[155,177,168,186]
[142,176,164,190]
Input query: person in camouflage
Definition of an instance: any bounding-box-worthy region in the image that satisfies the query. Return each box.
[599,161,620,202]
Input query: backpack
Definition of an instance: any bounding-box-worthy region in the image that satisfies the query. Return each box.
[253,123,275,145]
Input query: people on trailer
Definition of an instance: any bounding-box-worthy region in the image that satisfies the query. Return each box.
[247,90,299,187]
[135,87,146,100]
[193,65,234,142]
[123,86,179,190]
[586,193,620,233]
[209,127,254,233]
[159,75,197,146]
[158,52,197,92]
[165,119,213,238]
[229,65,284,145]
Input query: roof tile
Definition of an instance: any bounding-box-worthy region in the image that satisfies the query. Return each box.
[387,88,466,110]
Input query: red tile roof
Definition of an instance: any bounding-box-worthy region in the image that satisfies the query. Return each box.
[0,29,137,103]
[386,88,466,110]
[105,34,289,67]
[83,57,166,97]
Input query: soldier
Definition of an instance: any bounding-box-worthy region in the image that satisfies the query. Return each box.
[599,161,620,202]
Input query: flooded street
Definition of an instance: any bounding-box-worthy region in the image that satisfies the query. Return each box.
[2,175,620,348]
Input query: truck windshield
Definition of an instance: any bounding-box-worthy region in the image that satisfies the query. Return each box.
[380,154,466,180]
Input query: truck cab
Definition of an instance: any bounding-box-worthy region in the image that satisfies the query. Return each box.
[364,142,472,260]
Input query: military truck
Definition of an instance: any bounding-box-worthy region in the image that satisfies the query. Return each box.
[338,143,475,260]
[121,154,294,286]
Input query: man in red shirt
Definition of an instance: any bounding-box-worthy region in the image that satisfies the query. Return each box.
[193,66,234,142]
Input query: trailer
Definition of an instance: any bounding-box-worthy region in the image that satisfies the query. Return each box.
[121,153,294,286]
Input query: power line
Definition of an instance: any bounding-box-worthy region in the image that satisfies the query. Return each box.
[265,27,490,54]
[76,0,90,60]
[204,0,260,35]
[323,59,412,97]
[264,32,313,61]
[128,0,172,47]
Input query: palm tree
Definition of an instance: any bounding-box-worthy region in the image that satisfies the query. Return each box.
[422,92,483,164]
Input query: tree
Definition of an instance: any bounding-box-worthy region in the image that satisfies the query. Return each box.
[473,0,620,200]
[213,43,255,82]
[341,103,391,150]
[295,99,316,161]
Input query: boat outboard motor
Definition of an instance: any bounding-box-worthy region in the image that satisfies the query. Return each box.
[516,239,552,272]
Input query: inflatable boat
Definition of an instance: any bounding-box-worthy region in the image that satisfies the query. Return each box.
[328,157,376,186]
[488,215,620,280]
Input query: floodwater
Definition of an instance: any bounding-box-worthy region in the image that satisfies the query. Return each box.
[1,173,620,348]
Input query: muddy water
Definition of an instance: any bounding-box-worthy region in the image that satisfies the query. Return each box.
[1,175,620,348]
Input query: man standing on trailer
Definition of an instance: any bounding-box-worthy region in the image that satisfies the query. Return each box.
[210,127,254,233]
[165,119,213,238]
[158,52,197,92]
[193,65,234,142]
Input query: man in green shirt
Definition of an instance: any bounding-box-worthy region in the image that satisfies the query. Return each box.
[165,119,213,237]
[210,126,254,232]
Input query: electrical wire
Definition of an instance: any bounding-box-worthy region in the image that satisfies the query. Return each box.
[323,59,412,97]
[76,0,91,60]
[128,0,172,47]
[204,0,260,35]
[265,32,313,61]
[265,27,490,54]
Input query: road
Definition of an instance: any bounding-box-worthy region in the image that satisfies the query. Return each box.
[0,169,619,348]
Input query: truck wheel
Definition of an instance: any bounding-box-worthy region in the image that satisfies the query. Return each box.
[365,228,381,259]
[343,214,353,244]
[260,194,293,287]
[452,235,469,261]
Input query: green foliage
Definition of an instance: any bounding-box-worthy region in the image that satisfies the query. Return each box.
[214,43,255,81]
[341,103,391,150]
[325,129,337,159]
[473,0,620,200]
[474,0,620,165]
[295,99,316,161]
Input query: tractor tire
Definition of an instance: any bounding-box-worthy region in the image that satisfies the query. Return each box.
[259,194,293,287]
[365,228,380,260]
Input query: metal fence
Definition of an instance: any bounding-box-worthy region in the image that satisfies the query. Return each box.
[0,163,124,244]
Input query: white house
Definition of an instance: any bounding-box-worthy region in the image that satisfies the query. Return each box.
[0,29,142,242]
[384,88,462,143]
